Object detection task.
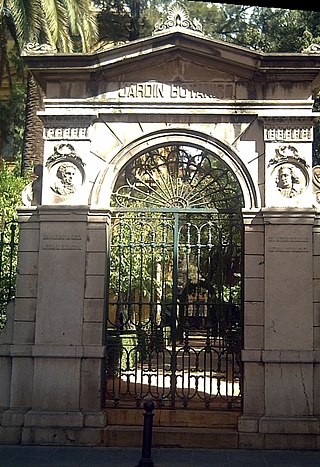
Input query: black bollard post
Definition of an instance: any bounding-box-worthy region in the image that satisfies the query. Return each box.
[136,400,155,467]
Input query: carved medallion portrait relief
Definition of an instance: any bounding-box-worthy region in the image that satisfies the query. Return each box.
[267,145,309,204]
[46,143,86,200]
[52,162,79,195]
[275,164,303,198]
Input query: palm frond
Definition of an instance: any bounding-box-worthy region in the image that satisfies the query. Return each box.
[6,0,40,45]
[38,0,72,51]
[63,0,98,52]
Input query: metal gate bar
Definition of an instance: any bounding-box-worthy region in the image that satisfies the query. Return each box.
[105,210,242,410]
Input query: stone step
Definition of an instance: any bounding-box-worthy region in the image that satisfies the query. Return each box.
[103,425,239,448]
[105,408,240,429]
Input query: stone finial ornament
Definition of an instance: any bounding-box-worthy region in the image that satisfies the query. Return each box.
[154,1,203,35]
[302,43,320,54]
[22,42,57,55]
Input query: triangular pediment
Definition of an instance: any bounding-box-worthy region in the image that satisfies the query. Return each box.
[24,28,262,84]
[95,29,262,80]
[22,8,320,101]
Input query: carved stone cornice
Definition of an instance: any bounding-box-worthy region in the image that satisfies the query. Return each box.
[262,117,314,142]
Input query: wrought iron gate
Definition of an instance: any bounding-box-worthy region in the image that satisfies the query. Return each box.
[105,144,244,411]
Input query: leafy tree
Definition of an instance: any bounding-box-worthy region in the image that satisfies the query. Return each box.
[232,7,318,52]
[0,1,99,172]
[0,1,99,327]
[0,162,26,231]
[2,0,98,54]
[94,0,164,43]
[93,1,320,53]
[0,53,27,330]
[0,79,25,164]
[0,161,28,330]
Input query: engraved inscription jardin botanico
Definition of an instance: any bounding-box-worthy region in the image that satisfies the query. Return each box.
[97,81,235,101]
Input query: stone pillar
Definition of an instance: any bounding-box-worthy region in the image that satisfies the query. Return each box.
[259,208,318,446]
[18,206,108,445]
[0,208,39,443]
[0,301,14,425]
[238,210,265,448]
[79,210,109,430]
[313,217,320,434]
[239,208,319,449]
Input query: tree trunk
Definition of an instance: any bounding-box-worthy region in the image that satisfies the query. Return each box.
[21,72,44,175]
[129,0,140,40]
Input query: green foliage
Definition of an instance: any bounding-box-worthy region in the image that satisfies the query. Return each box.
[0,160,27,221]
[109,211,168,299]
[94,1,320,54]
[106,332,147,374]
[0,220,17,330]
[2,0,98,53]
[234,7,311,52]
[95,0,168,42]
[0,161,29,330]
[0,81,26,164]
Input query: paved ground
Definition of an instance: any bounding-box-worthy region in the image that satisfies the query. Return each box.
[1,445,320,467]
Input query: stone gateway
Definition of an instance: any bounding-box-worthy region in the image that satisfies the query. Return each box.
[1,3,320,449]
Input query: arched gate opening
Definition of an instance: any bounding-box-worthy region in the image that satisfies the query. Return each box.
[105,142,244,412]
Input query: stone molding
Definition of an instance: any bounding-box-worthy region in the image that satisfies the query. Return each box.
[259,416,319,434]
[261,207,316,224]
[262,117,314,142]
[40,114,94,141]
[0,345,106,358]
[242,350,319,363]
[31,345,106,358]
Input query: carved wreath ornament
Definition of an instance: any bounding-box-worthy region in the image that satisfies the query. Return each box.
[267,145,309,169]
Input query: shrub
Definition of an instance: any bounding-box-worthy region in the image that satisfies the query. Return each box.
[0,161,28,330]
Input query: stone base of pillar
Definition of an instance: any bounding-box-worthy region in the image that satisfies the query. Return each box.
[238,414,320,449]
[259,416,319,434]
[237,414,260,432]
[239,431,319,450]
[239,414,320,435]
[0,426,22,444]
[1,407,29,427]
[21,426,105,446]
[24,410,84,428]
[0,409,108,446]
[0,408,29,444]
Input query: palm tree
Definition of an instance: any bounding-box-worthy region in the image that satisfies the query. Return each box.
[0,0,98,173]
